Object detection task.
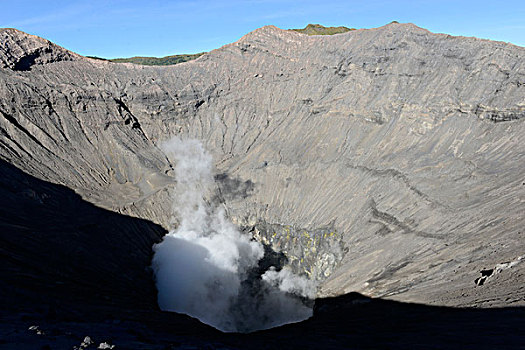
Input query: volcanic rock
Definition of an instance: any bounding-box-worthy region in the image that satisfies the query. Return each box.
[0,23,524,346]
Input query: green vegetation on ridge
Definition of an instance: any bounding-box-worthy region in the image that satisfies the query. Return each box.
[111,53,205,65]
[87,53,205,66]
[291,24,354,35]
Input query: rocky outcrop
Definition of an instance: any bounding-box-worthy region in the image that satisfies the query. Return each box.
[0,28,79,70]
[0,23,524,313]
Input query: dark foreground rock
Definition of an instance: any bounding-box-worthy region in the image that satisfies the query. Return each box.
[3,294,524,349]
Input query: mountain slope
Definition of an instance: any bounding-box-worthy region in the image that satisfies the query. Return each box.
[0,23,524,310]
[0,28,79,70]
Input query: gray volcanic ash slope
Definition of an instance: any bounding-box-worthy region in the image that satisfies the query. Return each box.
[0,21,524,334]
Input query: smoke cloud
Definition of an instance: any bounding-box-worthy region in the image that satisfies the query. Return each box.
[152,137,316,332]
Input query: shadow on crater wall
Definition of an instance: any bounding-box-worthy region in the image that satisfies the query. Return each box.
[0,158,166,314]
[243,292,524,349]
[0,159,523,349]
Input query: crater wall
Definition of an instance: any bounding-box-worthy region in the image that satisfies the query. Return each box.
[0,24,524,307]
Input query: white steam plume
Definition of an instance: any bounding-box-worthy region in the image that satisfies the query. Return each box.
[152,137,316,332]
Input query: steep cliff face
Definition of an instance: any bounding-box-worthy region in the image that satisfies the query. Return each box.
[0,23,524,310]
[0,28,79,70]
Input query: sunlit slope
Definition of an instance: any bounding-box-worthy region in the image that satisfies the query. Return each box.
[0,23,524,307]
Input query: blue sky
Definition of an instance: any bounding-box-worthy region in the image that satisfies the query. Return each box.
[1,0,524,58]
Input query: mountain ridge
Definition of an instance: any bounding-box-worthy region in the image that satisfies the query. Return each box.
[2,22,523,71]
[0,27,80,70]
